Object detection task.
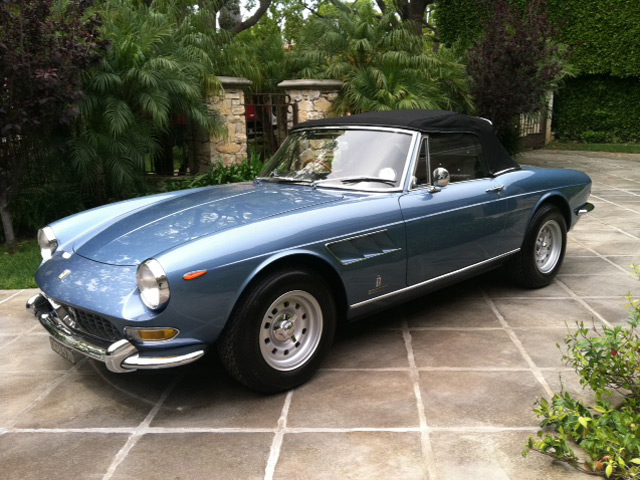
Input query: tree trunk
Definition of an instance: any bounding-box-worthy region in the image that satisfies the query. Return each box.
[0,190,17,253]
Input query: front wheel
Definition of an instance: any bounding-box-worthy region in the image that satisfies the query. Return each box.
[217,268,336,393]
[506,204,567,288]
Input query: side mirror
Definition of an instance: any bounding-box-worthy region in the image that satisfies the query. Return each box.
[433,167,450,188]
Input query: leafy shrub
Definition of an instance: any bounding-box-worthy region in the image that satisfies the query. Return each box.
[467,0,564,153]
[161,154,263,192]
[580,131,611,144]
[526,267,640,479]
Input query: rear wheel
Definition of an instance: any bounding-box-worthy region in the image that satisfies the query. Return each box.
[217,268,336,393]
[506,204,567,288]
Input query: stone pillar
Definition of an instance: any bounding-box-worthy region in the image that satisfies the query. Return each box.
[277,79,343,125]
[208,76,252,167]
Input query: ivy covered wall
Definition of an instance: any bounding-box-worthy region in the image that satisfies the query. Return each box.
[435,0,640,141]
[553,75,640,143]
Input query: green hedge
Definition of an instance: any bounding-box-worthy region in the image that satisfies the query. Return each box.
[546,0,640,77]
[553,75,640,143]
[435,0,640,77]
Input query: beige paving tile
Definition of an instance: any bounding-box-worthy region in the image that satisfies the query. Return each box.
[492,298,591,328]
[405,295,500,328]
[543,370,598,405]
[324,328,409,369]
[564,242,598,256]
[1,333,79,373]
[513,327,576,368]
[111,433,272,480]
[431,431,586,480]
[0,433,128,480]
[420,371,546,427]
[0,294,38,334]
[559,274,640,297]
[483,280,570,298]
[14,371,174,428]
[412,329,526,368]
[559,256,624,274]
[0,373,64,426]
[0,289,21,301]
[583,298,636,326]
[275,432,425,480]
[605,256,640,272]
[0,333,17,349]
[152,370,287,428]
[288,370,418,428]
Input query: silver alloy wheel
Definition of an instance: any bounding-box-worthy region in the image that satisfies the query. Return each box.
[259,290,323,371]
[534,219,562,274]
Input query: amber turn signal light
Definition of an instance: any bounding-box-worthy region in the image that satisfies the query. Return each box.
[125,327,179,342]
[183,270,207,280]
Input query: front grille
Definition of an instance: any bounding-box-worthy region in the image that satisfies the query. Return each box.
[67,306,122,342]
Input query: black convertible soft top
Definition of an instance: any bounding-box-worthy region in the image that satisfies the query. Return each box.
[293,110,519,175]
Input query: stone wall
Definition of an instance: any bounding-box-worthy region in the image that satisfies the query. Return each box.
[208,76,252,167]
[278,80,343,125]
[205,78,342,167]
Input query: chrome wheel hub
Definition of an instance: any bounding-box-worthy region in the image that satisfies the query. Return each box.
[535,220,562,274]
[259,290,323,371]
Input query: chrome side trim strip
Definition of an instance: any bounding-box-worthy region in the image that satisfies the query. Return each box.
[350,248,521,309]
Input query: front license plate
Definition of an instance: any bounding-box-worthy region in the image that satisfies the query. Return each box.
[49,337,79,365]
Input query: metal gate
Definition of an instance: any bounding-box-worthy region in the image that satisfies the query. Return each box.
[246,93,298,160]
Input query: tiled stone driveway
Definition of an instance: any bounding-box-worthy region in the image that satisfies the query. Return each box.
[1,150,639,480]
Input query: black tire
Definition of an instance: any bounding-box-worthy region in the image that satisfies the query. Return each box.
[216,268,336,393]
[506,204,567,289]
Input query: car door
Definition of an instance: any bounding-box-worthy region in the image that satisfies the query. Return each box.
[399,133,507,285]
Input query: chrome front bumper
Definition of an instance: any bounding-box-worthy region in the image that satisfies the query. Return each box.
[26,293,205,373]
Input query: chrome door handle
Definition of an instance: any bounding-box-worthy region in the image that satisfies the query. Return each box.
[486,185,504,193]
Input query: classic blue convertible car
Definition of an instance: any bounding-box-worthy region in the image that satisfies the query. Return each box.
[27,110,593,392]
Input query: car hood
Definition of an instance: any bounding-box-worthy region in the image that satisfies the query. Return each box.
[74,183,343,266]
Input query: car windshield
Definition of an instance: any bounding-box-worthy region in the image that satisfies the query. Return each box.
[258,129,413,189]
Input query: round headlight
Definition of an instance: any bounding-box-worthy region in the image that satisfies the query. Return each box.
[37,226,58,261]
[137,259,170,310]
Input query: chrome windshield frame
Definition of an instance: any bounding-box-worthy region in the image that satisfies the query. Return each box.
[269,126,421,193]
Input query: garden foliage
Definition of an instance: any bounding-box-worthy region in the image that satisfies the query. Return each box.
[526,268,640,479]
[70,0,223,201]
[466,0,563,152]
[160,153,263,192]
[292,3,472,115]
[435,0,640,144]
[0,0,102,248]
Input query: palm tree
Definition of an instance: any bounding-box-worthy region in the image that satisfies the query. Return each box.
[71,0,223,200]
[293,4,472,115]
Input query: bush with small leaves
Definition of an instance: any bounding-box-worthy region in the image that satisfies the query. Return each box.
[525,267,640,479]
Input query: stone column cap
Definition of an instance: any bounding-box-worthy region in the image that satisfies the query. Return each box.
[217,76,253,88]
[278,79,343,90]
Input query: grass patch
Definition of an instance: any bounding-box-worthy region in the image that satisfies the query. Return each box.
[546,141,640,154]
[0,240,40,289]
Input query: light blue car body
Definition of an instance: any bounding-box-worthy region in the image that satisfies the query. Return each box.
[35,160,592,361]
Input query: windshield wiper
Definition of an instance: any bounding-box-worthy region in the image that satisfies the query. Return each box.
[313,176,396,187]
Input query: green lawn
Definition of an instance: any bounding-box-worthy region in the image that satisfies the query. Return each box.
[546,141,640,154]
[0,240,40,289]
